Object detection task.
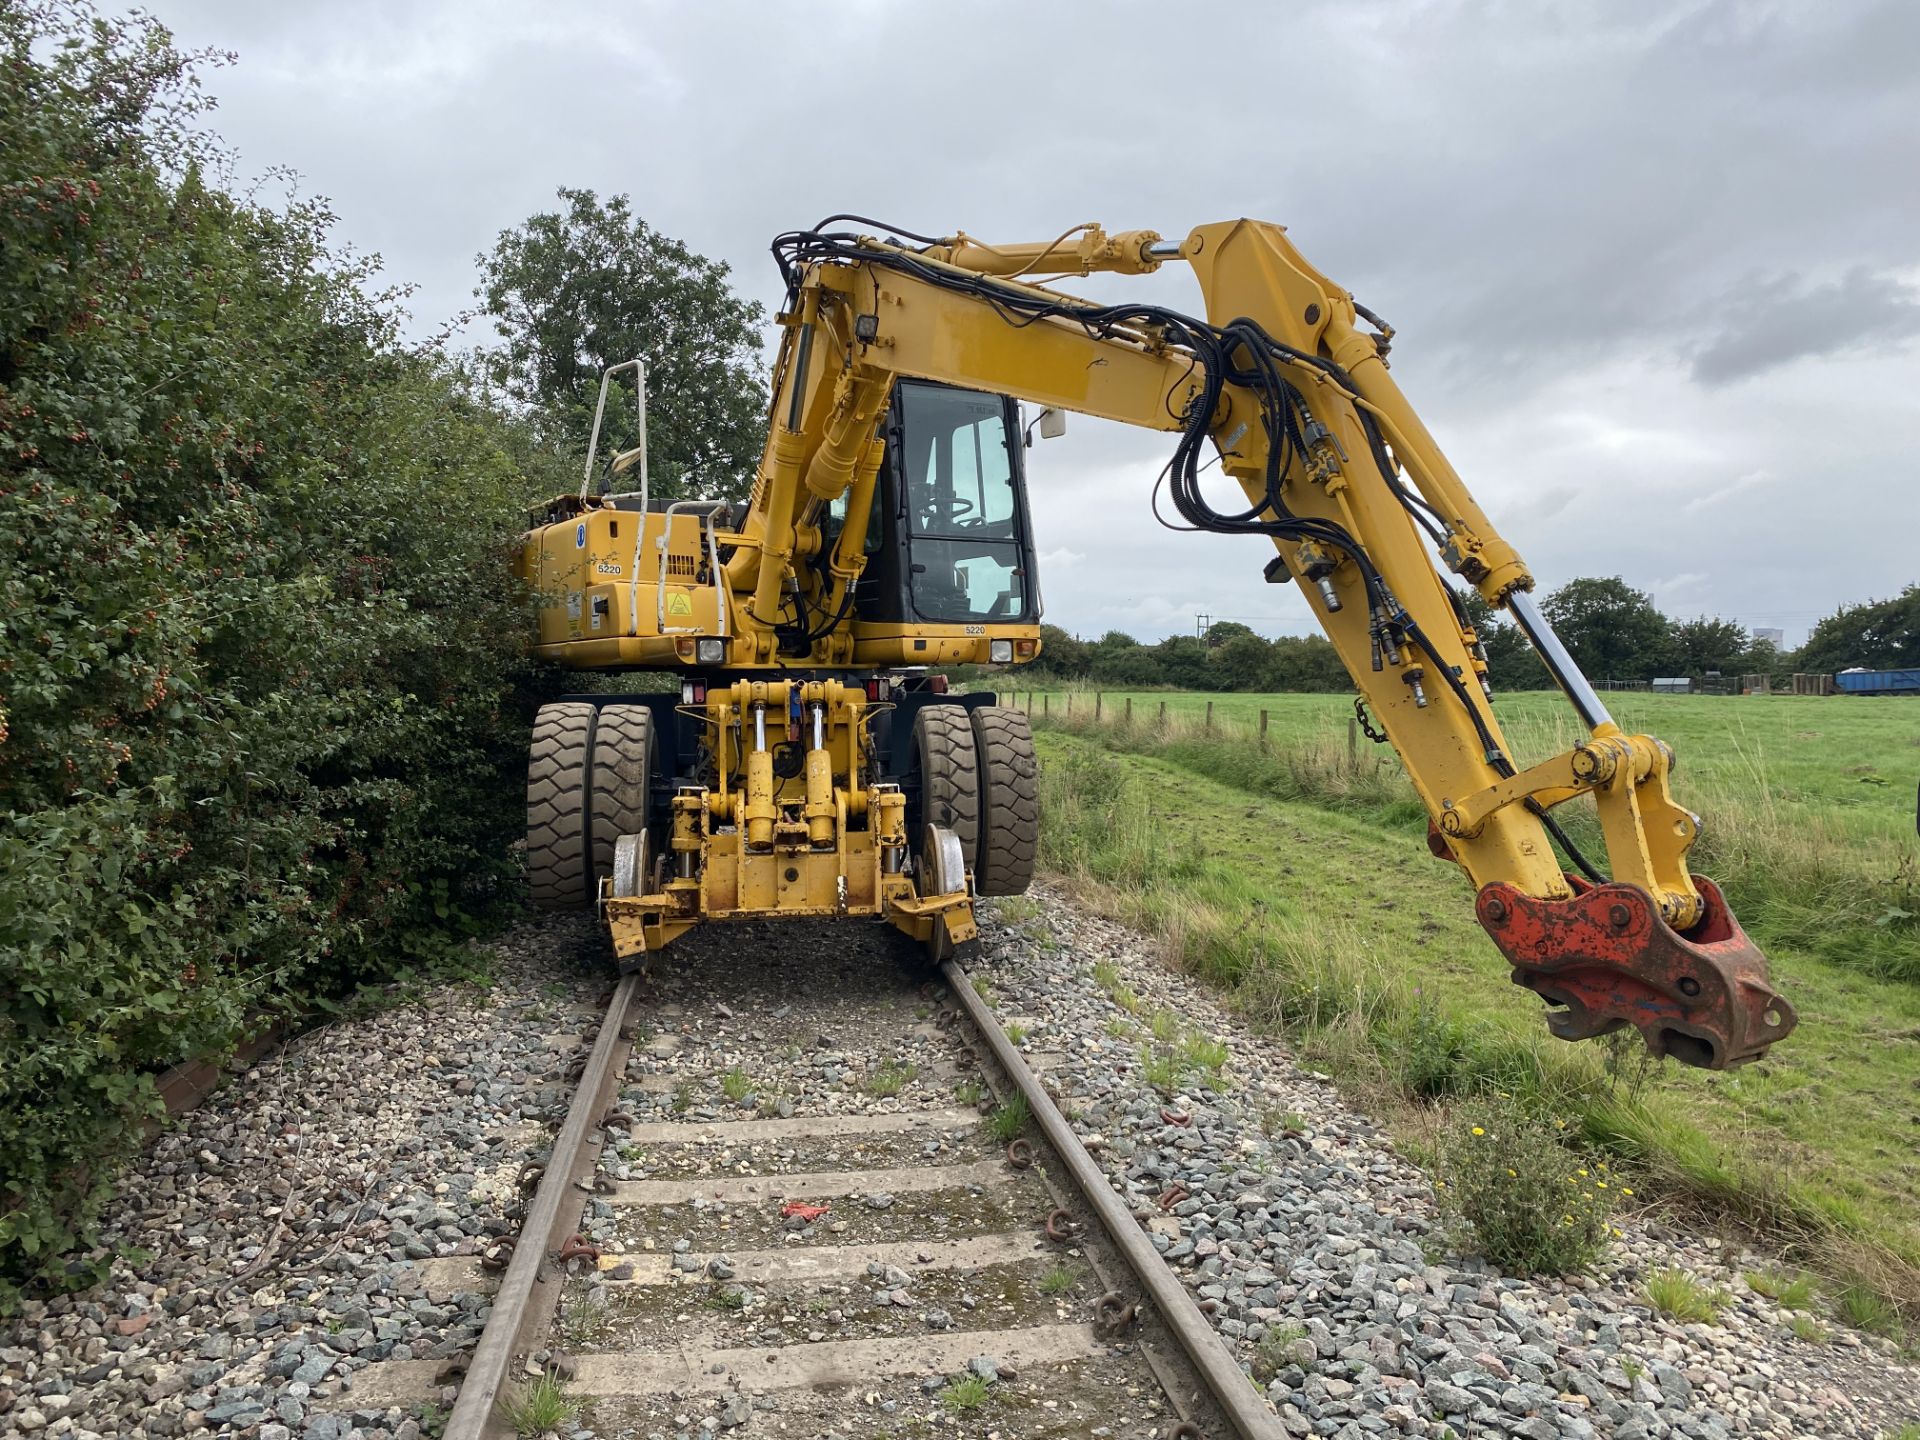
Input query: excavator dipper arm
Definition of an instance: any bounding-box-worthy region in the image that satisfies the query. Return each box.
[730,218,1794,1068]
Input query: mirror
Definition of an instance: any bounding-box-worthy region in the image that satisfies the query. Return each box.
[1038,406,1067,440]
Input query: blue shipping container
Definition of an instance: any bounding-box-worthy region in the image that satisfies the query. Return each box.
[1835,668,1920,694]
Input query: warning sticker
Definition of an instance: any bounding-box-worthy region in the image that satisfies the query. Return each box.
[666,592,693,617]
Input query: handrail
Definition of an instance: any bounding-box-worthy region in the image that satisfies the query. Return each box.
[579,358,647,504]
[650,500,731,638]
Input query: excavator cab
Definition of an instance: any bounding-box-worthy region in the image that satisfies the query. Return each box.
[844,380,1041,632]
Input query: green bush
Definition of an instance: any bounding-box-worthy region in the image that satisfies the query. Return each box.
[0,7,542,1301]
[1438,1099,1616,1276]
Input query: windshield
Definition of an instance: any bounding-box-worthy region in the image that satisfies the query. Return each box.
[897,383,1028,622]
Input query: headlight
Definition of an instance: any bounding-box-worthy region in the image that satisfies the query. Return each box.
[695,638,726,666]
[989,639,1014,664]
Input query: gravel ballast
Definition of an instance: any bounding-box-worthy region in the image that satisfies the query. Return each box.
[2,890,1915,1439]
[969,883,1920,1440]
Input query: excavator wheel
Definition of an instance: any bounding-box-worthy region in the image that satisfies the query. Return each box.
[911,705,980,874]
[526,701,596,910]
[969,705,1038,897]
[588,704,654,884]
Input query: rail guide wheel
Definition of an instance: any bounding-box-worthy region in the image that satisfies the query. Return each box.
[920,822,972,962]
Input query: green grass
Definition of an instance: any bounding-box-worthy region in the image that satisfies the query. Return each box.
[1004,1023,1029,1045]
[988,1094,1030,1143]
[1139,1046,1182,1095]
[954,1078,986,1106]
[865,1060,916,1098]
[720,1066,752,1103]
[1838,1282,1904,1338]
[671,1079,693,1114]
[1038,1263,1079,1295]
[1789,1313,1829,1344]
[940,1374,991,1412]
[1746,1268,1818,1310]
[500,1374,579,1437]
[1026,714,1920,1323]
[1643,1268,1730,1325]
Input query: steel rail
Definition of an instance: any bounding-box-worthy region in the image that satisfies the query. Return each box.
[443,970,641,1440]
[941,957,1285,1440]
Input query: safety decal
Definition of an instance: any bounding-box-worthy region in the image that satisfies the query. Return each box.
[575,522,587,548]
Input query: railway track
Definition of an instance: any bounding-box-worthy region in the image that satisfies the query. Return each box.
[421,917,1281,1439]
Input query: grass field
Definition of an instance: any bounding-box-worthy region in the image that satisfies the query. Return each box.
[1013,686,1920,1326]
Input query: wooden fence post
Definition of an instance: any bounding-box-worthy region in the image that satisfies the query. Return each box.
[1065,692,1071,715]
[1348,716,1359,771]
[1205,700,1214,732]
[1124,697,1133,724]
[1158,700,1167,727]
[1095,692,1103,721]
[1043,693,1050,717]
[1259,709,1269,750]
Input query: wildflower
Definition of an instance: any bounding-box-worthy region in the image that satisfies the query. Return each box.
[1621,1188,1634,1197]
[1471,1126,1485,1137]
[1506,1169,1517,1178]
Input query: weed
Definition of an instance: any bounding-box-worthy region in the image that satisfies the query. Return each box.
[1642,1268,1730,1325]
[971,975,993,1001]
[1113,984,1143,1014]
[1437,1100,1613,1276]
[954,1078,986,1107]
[500,1374,579,1437]
[996,895,1042,923]
[1620,1358,1645,1384]
[1180,1033,1229,1077]
[939,1374,991,1412]
[914,1004,931,1021]
[410,1402,449,1440]
[1104,1016,1134,1040]
[558,1295,612,1346]
[988,1094,1030,1143]
[707,1285,748,1312]
[720,1066,752,1103]
[865,1060,916,1098]
[1745,1269,1817,1310]
[671,1079,693,1114]
[1150,1009,1181,1043]
[1092,960,1121,993]
[1038,1264,1078,1295]
[1838,1282,1902,1338]
[1138,1045,1182,1095]
[1005,1023,1029,1046]
[1250,1321,1310,1382]
[1788,1313,1829,1344]
[617,1143,646,1164]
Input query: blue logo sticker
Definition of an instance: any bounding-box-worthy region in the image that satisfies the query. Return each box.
[575,522,587,549]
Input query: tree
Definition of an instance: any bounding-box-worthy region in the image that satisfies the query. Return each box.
[1798,586,1920,673]
[1269,634,1353,691]
[1210,633,1275,690]
[1668,615,1750,676]
[1203,620,1257,648]
[1031,623,1087,678]
[1539,577,1673,683]
[1089,630,1164,685]
[474,189,768,499]
[1154,635,1212,689]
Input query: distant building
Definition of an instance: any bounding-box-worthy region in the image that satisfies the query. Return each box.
[1750,626,1785,648]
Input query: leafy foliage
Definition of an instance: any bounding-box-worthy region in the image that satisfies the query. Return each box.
[1798,585,1920,674]
[0,6,538,1300]
[474,187,768,500]
[1437,1100,1615,1276]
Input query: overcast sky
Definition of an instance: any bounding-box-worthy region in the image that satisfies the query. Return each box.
[159,0,1918,646]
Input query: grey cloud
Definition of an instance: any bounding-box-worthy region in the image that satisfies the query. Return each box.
[149,0,1920,645]
[1688,268,1920,386]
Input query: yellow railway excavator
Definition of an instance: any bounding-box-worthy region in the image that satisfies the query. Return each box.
[517,216,1797,1070]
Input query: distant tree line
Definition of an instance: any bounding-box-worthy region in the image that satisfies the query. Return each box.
[1028,576,1916,692]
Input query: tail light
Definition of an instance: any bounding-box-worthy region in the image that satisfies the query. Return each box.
[865,678,884,702]
[681,681,708,705]
[930,675,949,694]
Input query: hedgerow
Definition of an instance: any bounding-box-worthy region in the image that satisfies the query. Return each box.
[0,5,543,1302]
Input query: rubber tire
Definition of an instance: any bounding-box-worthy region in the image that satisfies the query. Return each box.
[912,705,980,873]
[589,704,654,885]
[970,705,1038,896]
[527,701,596,910]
